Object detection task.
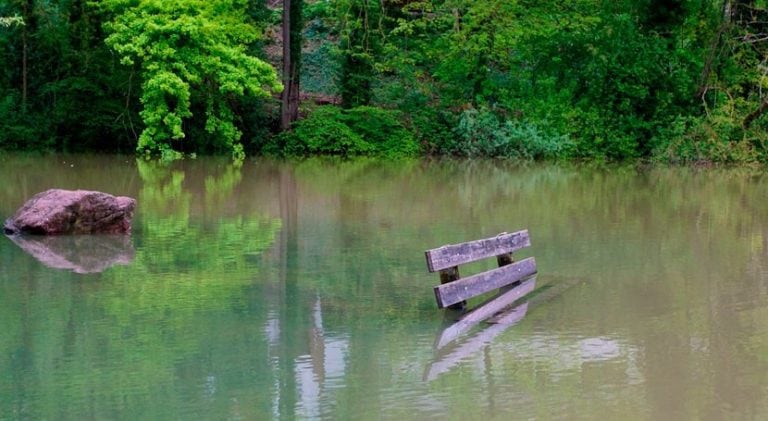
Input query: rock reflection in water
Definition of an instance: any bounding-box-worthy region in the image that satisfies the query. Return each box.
[7,234,134,274]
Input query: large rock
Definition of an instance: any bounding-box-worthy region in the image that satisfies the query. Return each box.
[4,189,136,235]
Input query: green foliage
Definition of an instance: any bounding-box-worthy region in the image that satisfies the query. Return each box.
[101,0,282,158]
[445,107,573,160]
[406,107,456,155]
[341,106,419,157]
[543,7,699,159]
[376,0,709,161]
[267,105,419,158]
[0,0,141,152]
[301,17,340,95]
[0,15,23,27]
[661,2,768,164]
[3,0,768,163]
[0,92,53,150]
[336,0,387,107]
[660,107,767,164]
[271,106,370,156]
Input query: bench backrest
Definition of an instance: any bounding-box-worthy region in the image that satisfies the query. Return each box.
[425,230,531,272]
[425,230,537,309]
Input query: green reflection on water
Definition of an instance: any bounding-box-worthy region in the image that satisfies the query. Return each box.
[1,156,768,419]
[1,157,282,419]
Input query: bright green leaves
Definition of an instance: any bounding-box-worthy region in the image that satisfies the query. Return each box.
[139,70,191,143]
[0,15,24,27]
[384,0,525,107]
[267,106,419,158]
[101,0,282,158]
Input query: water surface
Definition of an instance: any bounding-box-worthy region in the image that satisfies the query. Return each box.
[1,154,768,419]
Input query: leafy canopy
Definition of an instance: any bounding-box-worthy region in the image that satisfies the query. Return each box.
[101,0,282,158]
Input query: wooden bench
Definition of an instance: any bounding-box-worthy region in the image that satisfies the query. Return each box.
[425,230,537,309]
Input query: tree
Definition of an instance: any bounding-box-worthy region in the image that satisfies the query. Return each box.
[281,0,303,130]
[1,1,136,151]
[101,0,282,158]
[338,0,386,108]
[18,1,31,109]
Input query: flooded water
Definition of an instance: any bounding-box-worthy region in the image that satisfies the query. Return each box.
[1,154,768,419]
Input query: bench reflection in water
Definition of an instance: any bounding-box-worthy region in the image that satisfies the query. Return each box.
[424,275,584,381]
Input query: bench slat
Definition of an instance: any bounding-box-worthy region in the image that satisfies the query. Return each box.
[433,257,537,308]
[425,230,531,273]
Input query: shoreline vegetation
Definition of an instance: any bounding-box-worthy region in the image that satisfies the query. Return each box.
[2,1,768,164]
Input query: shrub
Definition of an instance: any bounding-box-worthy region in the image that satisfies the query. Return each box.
[268,107,372,157]
[658,111,762,164]
[0,93,54,151]
[340,106,419,157]
[448,107,573,160]
[266,105,419,158]
[405,108,456,155]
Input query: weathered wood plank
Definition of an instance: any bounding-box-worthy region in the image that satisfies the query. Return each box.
[433,276,536,350]
[433,257,537,309]
[425,230,531,272]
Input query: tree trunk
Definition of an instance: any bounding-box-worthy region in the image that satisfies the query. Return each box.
[21,0,29,110]
[281,0,302,131]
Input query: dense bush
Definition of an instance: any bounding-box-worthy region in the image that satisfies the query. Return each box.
[405,108,456,155]
[266,106,369,156]
[442,108,573,160]
[341,106,419,157]
[659,110,766,165]
[371,0,711,162]
[267,105,419,158]
[0,93,50,150]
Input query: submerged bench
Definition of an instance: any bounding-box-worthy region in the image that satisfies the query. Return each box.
[425,230,537,309]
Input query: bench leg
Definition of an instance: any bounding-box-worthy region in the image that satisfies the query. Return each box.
[497,252,514,267]
[439,266,466,310]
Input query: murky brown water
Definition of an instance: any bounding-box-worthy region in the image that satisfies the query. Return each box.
[1,154,768,419]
